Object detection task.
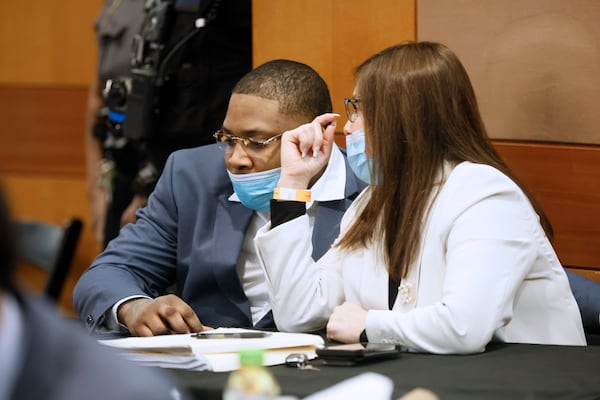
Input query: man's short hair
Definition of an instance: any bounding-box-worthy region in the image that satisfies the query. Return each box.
[232,59,332,121]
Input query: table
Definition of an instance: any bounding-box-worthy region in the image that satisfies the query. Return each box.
[170,342,600,399]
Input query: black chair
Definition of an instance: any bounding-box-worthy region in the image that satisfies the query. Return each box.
[15,217,83,302]
[565,268,600,341]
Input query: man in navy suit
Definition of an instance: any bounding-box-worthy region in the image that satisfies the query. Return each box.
[73,60,365,336]
[0,187,187,399]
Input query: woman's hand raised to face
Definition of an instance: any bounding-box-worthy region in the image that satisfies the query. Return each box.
[278,113,339,189]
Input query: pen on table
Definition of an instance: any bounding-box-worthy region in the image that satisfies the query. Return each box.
[191,332,271,339]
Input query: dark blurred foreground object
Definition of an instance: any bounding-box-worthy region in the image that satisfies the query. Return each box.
[0,184,189,400]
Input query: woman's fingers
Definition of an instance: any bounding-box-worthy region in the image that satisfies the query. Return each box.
[295,113,339,158]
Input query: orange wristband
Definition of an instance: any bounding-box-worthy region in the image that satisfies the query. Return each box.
[273,187,311,202]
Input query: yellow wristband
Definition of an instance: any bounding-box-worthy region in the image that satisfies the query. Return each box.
[273,187,311,202]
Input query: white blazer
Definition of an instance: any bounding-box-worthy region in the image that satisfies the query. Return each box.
[255,162,586,353]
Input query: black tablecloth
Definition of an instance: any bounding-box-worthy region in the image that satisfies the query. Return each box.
[169,342,600,399]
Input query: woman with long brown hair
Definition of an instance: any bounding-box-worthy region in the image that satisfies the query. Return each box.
[255,42,585,353]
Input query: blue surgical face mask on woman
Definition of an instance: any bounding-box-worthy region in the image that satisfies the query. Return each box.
[227,168,281,211]
[345,129,374,184]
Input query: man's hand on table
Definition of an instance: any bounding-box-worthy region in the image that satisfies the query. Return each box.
[118,294,211,336]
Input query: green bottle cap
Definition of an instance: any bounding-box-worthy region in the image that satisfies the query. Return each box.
[239,348,264,366]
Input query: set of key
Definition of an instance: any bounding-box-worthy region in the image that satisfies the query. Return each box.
[285,353,320,371]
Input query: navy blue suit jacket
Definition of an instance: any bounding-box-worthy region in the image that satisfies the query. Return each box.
[73,144,365,332]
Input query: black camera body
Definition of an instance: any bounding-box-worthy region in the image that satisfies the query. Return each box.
[101,0,218,143]
[123,68,156,141]
[123,0,176,141]
[98,78,131,150]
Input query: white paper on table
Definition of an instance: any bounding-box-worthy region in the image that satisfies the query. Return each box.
[120,352,210,371]
[303,372,393,400]
[99,327,324,372]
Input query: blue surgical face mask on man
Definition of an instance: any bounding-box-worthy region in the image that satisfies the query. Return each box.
[227,168,281,211]
[345,129,375,184]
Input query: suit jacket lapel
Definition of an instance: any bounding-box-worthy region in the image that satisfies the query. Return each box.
[312,164,366,260]
[312,200,344,259]
[211,192,254,324]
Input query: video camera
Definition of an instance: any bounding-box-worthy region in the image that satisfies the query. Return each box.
[97,0,217,196]
[101,0,218,142]
[124,0,175,141]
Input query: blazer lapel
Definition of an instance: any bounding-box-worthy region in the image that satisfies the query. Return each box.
[312,165,366,260]
[211,192,254,324]
[312,201,345,259]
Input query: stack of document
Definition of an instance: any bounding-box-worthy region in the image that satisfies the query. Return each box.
[99,327,324,372]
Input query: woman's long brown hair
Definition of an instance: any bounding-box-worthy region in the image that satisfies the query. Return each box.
[337,42,552,281]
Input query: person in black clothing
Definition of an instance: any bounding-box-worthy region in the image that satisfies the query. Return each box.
[86,0,251,248]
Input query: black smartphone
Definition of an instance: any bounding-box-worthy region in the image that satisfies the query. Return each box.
[316,343,403,366]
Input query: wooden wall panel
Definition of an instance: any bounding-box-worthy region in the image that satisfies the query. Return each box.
[334,136,600,275]
[0,85,87,176]
[0,0,102,85]
[253,0,416,116]
[494,141,600,270]
[0,0,101,313]
[569,267,600,284]
[417,0,600,145]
